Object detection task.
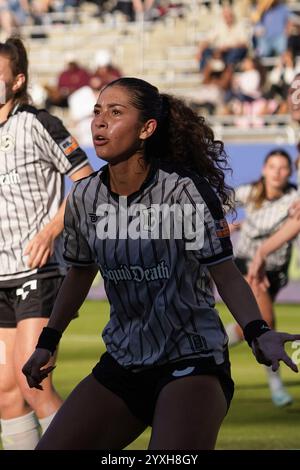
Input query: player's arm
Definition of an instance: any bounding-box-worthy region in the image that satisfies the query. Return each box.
[209,259,300,373]
[22,264,98,390]
[247,216,300,290]
[22,187,99,389]
[24,164,93,269]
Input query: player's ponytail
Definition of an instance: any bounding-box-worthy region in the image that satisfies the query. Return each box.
[0,36,30,105]
[103,77,234,211]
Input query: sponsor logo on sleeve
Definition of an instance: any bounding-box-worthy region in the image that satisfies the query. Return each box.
[59,135,79,156]
[215,218,230,238]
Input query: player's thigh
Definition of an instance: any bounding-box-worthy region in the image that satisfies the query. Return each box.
[37,374,146,450]
[149,375,228,450]
[0,327,27,417]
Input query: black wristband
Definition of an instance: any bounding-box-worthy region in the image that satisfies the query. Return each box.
[243,320,271,347]
[36,327,62,355]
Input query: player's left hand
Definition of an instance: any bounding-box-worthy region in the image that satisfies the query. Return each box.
[24,226,55,268]
[251,330,300,372]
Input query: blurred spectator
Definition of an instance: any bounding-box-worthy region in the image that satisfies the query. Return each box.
[231,56,266,103]
[0,0,29,38]
[264,50,300,113]
[113,0,157,22]
[68,50,122,145]
[68,85,97,146]
[197,5,248,72]
[229,56,270,122]
[287,22,300,59]
[45,54,91,111]
[251,0,291,58]
[90,49,122,91]
[182,52,233,115]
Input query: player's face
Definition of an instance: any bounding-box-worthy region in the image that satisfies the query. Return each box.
[263,155,291,190]
[0,54,15,106]
[91,85,150,163]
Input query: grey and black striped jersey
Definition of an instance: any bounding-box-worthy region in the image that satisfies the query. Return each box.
[64,162,233,368]
[0,104,89,285]
[234,183,298,270]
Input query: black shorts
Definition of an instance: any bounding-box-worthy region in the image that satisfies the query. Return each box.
[0,276,65,328]
[234,257,288,300]
[92,351,235,426]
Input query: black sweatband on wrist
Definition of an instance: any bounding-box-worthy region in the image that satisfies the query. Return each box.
[243,320,271,347]
[36,327,62,355]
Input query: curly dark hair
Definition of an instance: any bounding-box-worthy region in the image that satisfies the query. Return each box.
[103,77,233,210]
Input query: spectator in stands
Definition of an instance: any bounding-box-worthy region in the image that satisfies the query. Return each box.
[287,22,300,59]
[113,1,156,22]
[231,56,265,103]
[0,0,29,39]
[251,0,291,58]
[229,56,272,124]
[45,54,91,111]
[185,52,233,115]
[264,49,300,114]
[90,49,122,91]
[68,50,122,146]
[197,5,248,72]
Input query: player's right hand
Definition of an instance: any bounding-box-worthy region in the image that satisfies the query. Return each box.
[22,349,55,390]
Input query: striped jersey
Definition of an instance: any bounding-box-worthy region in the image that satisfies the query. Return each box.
[64,162,233,368]
[0,104,89,285]
[234,183,298,270]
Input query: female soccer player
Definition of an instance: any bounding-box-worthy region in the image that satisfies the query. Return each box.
[0,37,93,449]
[23,77,300,450]
[226,149,298,407]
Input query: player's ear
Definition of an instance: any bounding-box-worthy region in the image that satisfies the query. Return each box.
[139,119,157,141]
[12,74,26,93]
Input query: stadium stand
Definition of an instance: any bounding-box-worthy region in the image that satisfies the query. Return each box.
[5,0,300,144]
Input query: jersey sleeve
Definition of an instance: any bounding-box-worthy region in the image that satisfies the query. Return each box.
[181,179,233,266]
[63,185,94,266]
[233,184,253,207]
[32,110,89,176]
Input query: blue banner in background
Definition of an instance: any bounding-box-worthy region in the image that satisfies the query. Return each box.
[70,144,300,302]
[65,143,299,192]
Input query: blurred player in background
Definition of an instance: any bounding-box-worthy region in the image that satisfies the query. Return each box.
[226,149,298,407]
[22,77,300,450]
[0,37,93,449]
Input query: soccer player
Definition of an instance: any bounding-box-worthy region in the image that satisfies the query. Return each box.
[23,78,300,450]
[0,37,93,449]
[226,149,298,407]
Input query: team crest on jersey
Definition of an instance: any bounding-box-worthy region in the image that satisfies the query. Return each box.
[59,135,79,156]
[215,218,230,238]
[0,134,15,153]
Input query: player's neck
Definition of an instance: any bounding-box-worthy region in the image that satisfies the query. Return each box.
[265,185,283,200]
[0,100,15,124]
[108,155,150,196]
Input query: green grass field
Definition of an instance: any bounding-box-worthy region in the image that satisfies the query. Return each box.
[52,300,300,450]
